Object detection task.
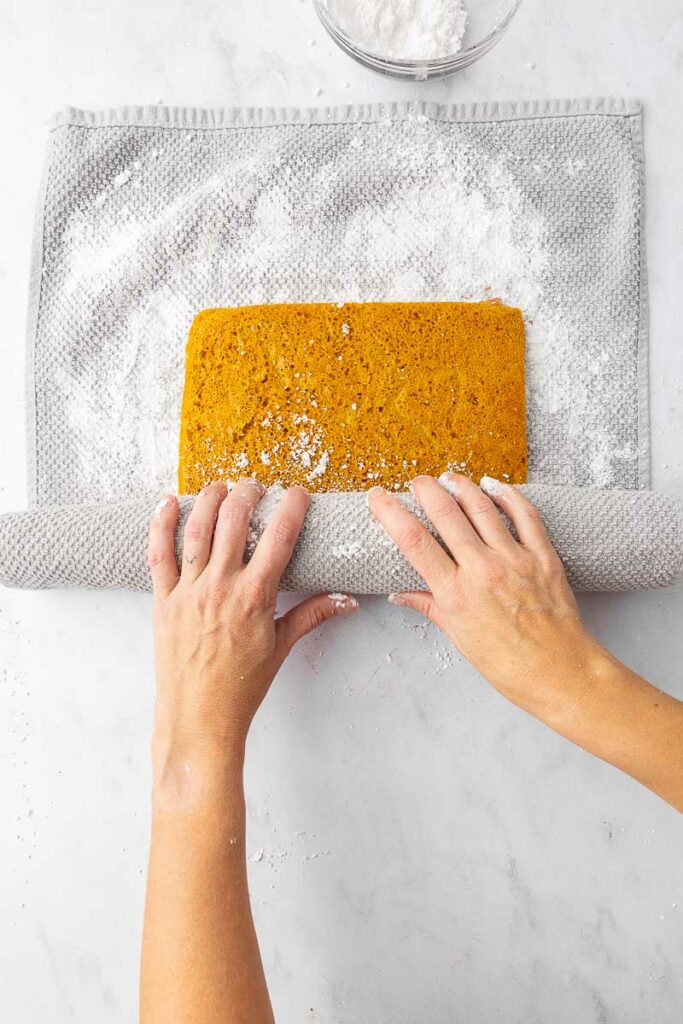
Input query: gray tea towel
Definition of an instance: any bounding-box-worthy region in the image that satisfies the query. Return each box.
[29,99,647,506]
[5,99,678,594]
[0,486,681,594]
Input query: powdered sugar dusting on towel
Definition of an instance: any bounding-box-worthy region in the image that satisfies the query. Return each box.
[36,107,645,503]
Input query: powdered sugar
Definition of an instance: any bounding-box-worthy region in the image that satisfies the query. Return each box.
[328,592,359,610]
[479,475,506,498]
[308,451,330,482]
[53,118,549,502]
[113,167,132,188]
[38,107,645,504]
[152,494,174,519]
[437,472,460,498]
[325,0,468,60]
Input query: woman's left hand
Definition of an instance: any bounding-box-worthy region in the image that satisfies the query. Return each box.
[148,479,358,780]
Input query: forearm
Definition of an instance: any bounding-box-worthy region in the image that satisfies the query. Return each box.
[142,481,351,1023]
[503,641,683,811]
[140,742,275,1024]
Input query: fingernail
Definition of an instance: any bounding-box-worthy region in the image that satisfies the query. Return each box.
[480,475,507,497]
[245,477,266,495]
[328,592,359,612]
[200,481,228,497]
[388,593,406,606]
[367,485,386,507]
[438,471,460,498]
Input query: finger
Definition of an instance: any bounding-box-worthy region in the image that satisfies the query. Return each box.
[210,477,265,578]
[148,494,180,597]
[276,592,359,658]
[244,487,310,604]
[480,477,553,552]
[411,475,488,561]
[388,590,436,620]
[436,473,517,550]
[181,481,228,583]
[367,486,456,599]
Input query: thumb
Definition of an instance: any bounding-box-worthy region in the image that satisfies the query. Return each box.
[276,592,359,657]
[388,590,437,620]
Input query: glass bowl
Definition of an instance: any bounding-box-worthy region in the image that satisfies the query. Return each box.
[312,0,523,80]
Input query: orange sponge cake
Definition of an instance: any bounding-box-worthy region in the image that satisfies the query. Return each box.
[178,301,527,494]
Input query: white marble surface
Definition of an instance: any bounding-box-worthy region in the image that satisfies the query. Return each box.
[1,0,682,1021]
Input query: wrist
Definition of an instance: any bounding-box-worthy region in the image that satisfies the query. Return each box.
[494,625,609,723]
[152,697,251,759]
[151,728,246,815]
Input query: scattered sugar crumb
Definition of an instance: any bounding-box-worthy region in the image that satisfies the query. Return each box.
[113,168,132,188]
[308,451,330,481]
[328,592,359,610]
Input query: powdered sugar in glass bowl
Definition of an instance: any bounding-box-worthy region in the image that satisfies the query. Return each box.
[312,0,523,80]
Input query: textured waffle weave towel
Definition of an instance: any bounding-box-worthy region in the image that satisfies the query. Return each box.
[6,99,679,594]
[0,487,682,593]
[29,99,648,504]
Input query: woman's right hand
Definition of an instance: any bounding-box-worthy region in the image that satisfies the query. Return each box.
[368,474,606,720]
[369,472,683,812]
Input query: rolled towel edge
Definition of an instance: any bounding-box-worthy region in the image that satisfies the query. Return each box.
[0,485,682,594]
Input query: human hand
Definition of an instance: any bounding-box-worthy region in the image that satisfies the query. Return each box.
[147,480,358,783]
[369,474,603,717]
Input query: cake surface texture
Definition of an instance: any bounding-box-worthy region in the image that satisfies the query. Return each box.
[178,301,527,494]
